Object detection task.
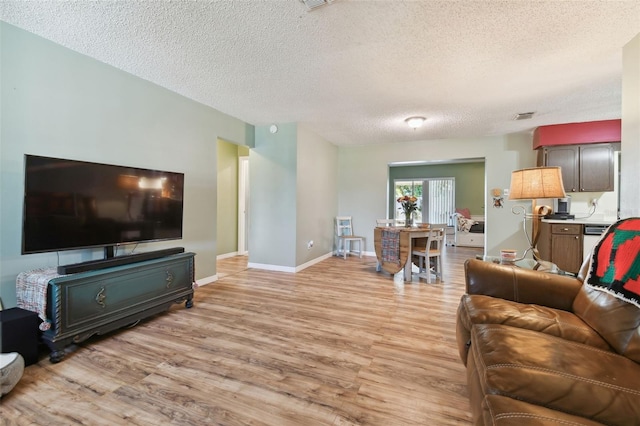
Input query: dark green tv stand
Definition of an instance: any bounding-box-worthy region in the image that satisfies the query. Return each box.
[40,251,195,363]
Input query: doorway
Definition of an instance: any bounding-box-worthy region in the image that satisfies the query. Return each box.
[216,140,250,259]
[388,160,486,224]
[238,156,249,255]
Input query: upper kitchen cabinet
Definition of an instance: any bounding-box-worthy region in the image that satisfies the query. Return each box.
[537,143,620,192]
[579,143,618,192]
[533,120,621,193]
[537,145,579,192]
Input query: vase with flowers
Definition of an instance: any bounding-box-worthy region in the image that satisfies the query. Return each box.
[397,195,419,227]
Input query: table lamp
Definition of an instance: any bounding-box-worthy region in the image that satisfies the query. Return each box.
[508,166,567,262]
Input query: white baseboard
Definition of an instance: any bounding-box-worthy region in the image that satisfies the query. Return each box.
[196,275,217,286]
[249,251,377,273]
[248,252,337,273]
[221,251,376,277]
[294,252,333,272]
[216,252,239,260]
[247,262,297,273]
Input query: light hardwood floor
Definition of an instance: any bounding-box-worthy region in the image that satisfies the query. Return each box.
[1,245,481,425]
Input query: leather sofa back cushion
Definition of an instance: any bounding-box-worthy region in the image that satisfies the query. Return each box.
[573,285,640,362]
[459,294,610,350]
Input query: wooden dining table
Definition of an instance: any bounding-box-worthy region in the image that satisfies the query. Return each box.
[374,226,431,281]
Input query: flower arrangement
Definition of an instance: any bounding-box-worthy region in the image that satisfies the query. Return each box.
[397,195,419,226]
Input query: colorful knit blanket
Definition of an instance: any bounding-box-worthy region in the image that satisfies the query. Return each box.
[586,217,640,309]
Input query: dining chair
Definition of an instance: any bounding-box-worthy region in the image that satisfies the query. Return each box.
[335,216,365,259]
[376,219,396,227]
[412,225,445,283]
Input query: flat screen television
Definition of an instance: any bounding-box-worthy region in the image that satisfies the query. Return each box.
[22,154,184,256]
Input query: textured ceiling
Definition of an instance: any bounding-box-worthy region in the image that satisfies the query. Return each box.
[2,0,640,146]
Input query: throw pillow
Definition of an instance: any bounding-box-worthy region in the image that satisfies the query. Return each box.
[456,208,471,219]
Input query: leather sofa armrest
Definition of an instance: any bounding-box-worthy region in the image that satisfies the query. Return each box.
[464,258,583,311]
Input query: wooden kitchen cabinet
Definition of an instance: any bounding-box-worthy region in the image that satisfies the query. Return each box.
[537,143,619,192]
[579,144,616,192]
[538,222,583,274]
[538,145,579,192]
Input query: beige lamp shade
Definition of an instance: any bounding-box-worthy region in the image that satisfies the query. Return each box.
[509,167,567,200]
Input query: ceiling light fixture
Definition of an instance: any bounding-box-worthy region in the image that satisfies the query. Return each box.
[405,116,426,129]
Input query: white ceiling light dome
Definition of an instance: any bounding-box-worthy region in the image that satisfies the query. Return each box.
[405,116,426,129]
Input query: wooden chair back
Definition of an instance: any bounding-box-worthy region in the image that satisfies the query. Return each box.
[336,216,355,237]
[376,219,396,227]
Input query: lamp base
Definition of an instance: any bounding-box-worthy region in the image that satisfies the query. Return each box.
[512,203,551,266]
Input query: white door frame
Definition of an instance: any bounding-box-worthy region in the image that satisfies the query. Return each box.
[238,156,249,255]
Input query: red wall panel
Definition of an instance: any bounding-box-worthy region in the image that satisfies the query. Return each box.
[533,119,621,149]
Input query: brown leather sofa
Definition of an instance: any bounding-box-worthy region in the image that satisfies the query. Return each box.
[456,258,640,425]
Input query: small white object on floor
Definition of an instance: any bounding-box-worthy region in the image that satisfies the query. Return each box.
[0,352,25,397]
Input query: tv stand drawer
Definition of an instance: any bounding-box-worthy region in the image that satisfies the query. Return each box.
[58,256,193,330]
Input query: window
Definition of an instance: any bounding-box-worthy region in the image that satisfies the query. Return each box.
[423,178,455,225]
[393,178,455,225]
[394,180,423,223]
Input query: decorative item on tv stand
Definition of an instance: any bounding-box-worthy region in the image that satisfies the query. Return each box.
[508,166,567,265]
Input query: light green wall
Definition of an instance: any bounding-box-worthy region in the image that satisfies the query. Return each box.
[296,125,339,264]
[338,134,538,256]
[388,162,485,218]
[248,123,338,270]
[249,123,298,267]
[0,22,251,307]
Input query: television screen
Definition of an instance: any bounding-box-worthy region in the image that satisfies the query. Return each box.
[22,155,184,254]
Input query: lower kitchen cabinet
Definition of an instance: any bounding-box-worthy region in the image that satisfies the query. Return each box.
[538,222,583,274]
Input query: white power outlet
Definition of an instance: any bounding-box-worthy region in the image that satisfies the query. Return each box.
[591,199,598,208]
[307,240,314,249]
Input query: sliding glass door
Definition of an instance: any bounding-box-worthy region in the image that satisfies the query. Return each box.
[393,178,455,225]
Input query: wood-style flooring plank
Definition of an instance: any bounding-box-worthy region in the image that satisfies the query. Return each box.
[0,245,480,425]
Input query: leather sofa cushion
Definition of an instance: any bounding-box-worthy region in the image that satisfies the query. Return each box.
[470,324,640,425]
[464,259,584,311]
[573,284,640,363]
[482,395,605,426]
[457,294,611,363]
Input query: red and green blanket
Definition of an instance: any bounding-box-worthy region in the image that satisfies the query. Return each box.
[586,217,640,309]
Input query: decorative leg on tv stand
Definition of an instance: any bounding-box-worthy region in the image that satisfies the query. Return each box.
[49,349,65,364]
[43,338,67,363]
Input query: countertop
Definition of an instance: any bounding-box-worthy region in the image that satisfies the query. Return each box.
[542,217,616,226]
